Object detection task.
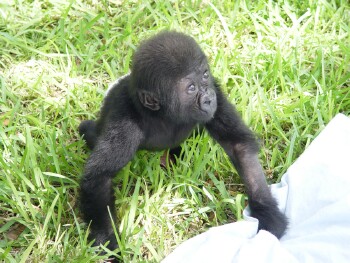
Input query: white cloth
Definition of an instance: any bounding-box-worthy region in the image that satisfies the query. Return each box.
[163,113,350,263]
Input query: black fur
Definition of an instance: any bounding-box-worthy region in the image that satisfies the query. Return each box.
[78,120,97,149]
[79,31,288,254]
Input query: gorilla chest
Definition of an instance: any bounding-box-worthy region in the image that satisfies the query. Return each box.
[141,123,195,151]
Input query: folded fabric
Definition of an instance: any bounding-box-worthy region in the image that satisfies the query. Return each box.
[163,113,350,263]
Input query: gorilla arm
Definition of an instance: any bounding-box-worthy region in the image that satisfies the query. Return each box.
[80,120,143,249]
[205,89,287,238]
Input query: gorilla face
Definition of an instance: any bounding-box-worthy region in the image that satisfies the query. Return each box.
[176,63,217,123]
[131,31,217,124]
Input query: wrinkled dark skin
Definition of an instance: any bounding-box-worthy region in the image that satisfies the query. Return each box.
[78,31,288,259]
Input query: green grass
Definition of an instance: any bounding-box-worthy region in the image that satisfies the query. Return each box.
[0,0,349,262]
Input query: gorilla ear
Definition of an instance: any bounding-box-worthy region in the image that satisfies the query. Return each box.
[138,90,160,111]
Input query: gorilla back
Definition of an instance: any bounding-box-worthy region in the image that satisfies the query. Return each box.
[78,31,287,255]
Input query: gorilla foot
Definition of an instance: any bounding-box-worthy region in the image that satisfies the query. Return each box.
[249,199,288,239]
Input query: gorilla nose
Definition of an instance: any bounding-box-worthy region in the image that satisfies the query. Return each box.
[200,86,208,92]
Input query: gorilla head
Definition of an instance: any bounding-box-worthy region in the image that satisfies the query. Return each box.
[130,31,217,123]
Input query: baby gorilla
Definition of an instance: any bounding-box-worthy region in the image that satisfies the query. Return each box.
[79,31,287,252]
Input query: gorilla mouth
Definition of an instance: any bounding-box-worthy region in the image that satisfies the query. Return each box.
[198,105,216,120]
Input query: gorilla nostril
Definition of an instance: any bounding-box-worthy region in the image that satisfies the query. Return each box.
[204,100,211,105]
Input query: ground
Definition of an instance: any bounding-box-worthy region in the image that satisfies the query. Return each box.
[0,0,349,262]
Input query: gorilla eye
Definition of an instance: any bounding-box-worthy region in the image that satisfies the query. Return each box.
[203,71,209,80]
[187,84,196,93]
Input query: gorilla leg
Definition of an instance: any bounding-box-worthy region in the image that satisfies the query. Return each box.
[160,129,202,168]
[160,147,182,168]
[79,120,97,150]
[80,173,117,249]
[80,121,142,253]
[205,89,288,238]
